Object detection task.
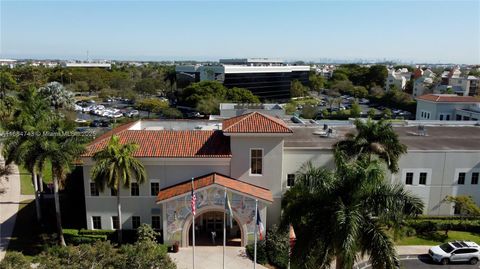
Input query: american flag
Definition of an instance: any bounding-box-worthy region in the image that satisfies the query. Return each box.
[191,188,196,215]
[257,210,264,240]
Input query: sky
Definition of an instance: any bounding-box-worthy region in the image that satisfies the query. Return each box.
[1,0,479,64]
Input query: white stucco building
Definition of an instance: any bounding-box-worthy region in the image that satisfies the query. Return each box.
[385,68,411,91]
[413,69,435,97]
[81,112,480,247]
[415,94,480,121]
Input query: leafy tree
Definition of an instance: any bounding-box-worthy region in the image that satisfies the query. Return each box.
[367,108,376,119]
[331,80,354,94]
[161,107,183,119]
[282,160,423,269]
[118,240,176,269]
[331,70,349,81]
[38,81,75,110]
[0,71,17,99]
[69,80,89,92]
[35,117,87,246]
[350,101,361,118]
[352,86,368,98]
[180,81,227,107]
[225,87,260,103]
[369,85,384,98]
[383,108,393,119]
[290,80,308,97]
[445,195,480,217]
[309,73,325,92]
[134,78,160,95]
[135,98,169,118]
[91,135,147,244]
[335,119,407,173]
[366,65,388,87]
[196,96,223,115]
[300,105,317,119]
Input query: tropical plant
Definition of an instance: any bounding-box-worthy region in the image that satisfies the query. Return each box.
[282,160,423,269]
[38,81,75,110]
[2,87,54,221]
[0,71,17,99]
[90,135,147,244]
[334,119,407,173]
[35,117,87,246]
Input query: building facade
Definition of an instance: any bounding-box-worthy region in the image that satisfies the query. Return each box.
[81,112,480,247]
[175,59,310,100]
[415,94,480,121]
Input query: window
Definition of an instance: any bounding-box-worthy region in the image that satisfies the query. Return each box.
[456,115,462,120]
[405,172,413,185]
[287,174,295,187]
[440,115,444,121]
[111,188,117,196]
[250,149,263,175]
[454,204,461,215]
[132,216,140,229]
[419,173,427,185]
[152,216,161,230]
[458,172,466,184]
[150,182,160,196]
[446,115,450,121]
[92,216,101,229]
[131,182,139,196]
[472,172,479,185]
[90,183,99,196]
[112,216,119,230]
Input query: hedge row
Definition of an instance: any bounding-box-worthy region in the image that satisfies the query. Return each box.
[406,219,480,234]
[63,229,138,245]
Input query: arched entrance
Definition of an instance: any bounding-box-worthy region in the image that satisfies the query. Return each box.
[182,207,247,247]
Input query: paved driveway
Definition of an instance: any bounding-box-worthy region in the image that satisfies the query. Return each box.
[169,246,267,269]
[357,254,478,269]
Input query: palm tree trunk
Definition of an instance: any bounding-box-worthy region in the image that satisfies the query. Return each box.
[32,172,42,222]
[53,175,66,246]
[38,173,44,192]
[117,180,122,244]
[335,256,344,269]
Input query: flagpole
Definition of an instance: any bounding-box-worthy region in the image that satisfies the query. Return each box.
[254,199,258,269]
[191,178,195,269]
[223,188,227,269]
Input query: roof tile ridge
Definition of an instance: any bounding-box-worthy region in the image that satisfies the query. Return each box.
[224,112,255,131]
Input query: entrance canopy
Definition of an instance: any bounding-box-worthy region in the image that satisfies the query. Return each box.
[156,172,273,204]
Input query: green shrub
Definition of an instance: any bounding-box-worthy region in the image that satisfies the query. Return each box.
[265,225,289,269]
[137,223,160,243]
[0,251,30,269]
[64,229,108,245]
[246,240,267,265]
[406,218,480,233]
[78,229,115,236]
[117,241,174,269]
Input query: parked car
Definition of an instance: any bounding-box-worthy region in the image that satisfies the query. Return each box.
[124,110,139,118]
[90,120,102,127]
[429,241,480,265]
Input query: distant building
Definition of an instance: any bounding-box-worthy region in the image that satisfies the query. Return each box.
[441,67,461,85]
[219,103,285,118]
[385,68,411,91]
[62,62,112,69]
[416,94,480,121]
[413,69,435,97]
[0,59,17,68]
[313,64,336,79]
[176,58,310,100]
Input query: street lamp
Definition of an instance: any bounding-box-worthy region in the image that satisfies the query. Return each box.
[288,224,296,269]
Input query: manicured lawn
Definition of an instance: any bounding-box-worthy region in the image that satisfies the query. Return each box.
[18,161,53,195]
[396,231,480,245]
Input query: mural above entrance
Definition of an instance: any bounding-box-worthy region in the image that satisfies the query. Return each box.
[164,186,258,245]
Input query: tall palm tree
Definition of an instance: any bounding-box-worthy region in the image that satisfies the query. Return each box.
[2,87,53,222]
[282,159,423,269]
[36,118,87,246]
[90,135,147,244]
[334,118,407,173]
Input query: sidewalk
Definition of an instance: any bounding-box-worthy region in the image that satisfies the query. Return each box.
[0,156,21,261]
[169,246,268,269]
[396,245,431,256]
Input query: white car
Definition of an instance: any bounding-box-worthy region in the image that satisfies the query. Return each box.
[429,241,480,265]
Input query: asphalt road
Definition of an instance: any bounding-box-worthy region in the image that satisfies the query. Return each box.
[356,255,478,269]
[400,255,478,269]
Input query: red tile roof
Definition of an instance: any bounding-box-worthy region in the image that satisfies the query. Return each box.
[222,112,292,133]
[156,172,273,203]
[83,125,231,158]
[416,94,480,103]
